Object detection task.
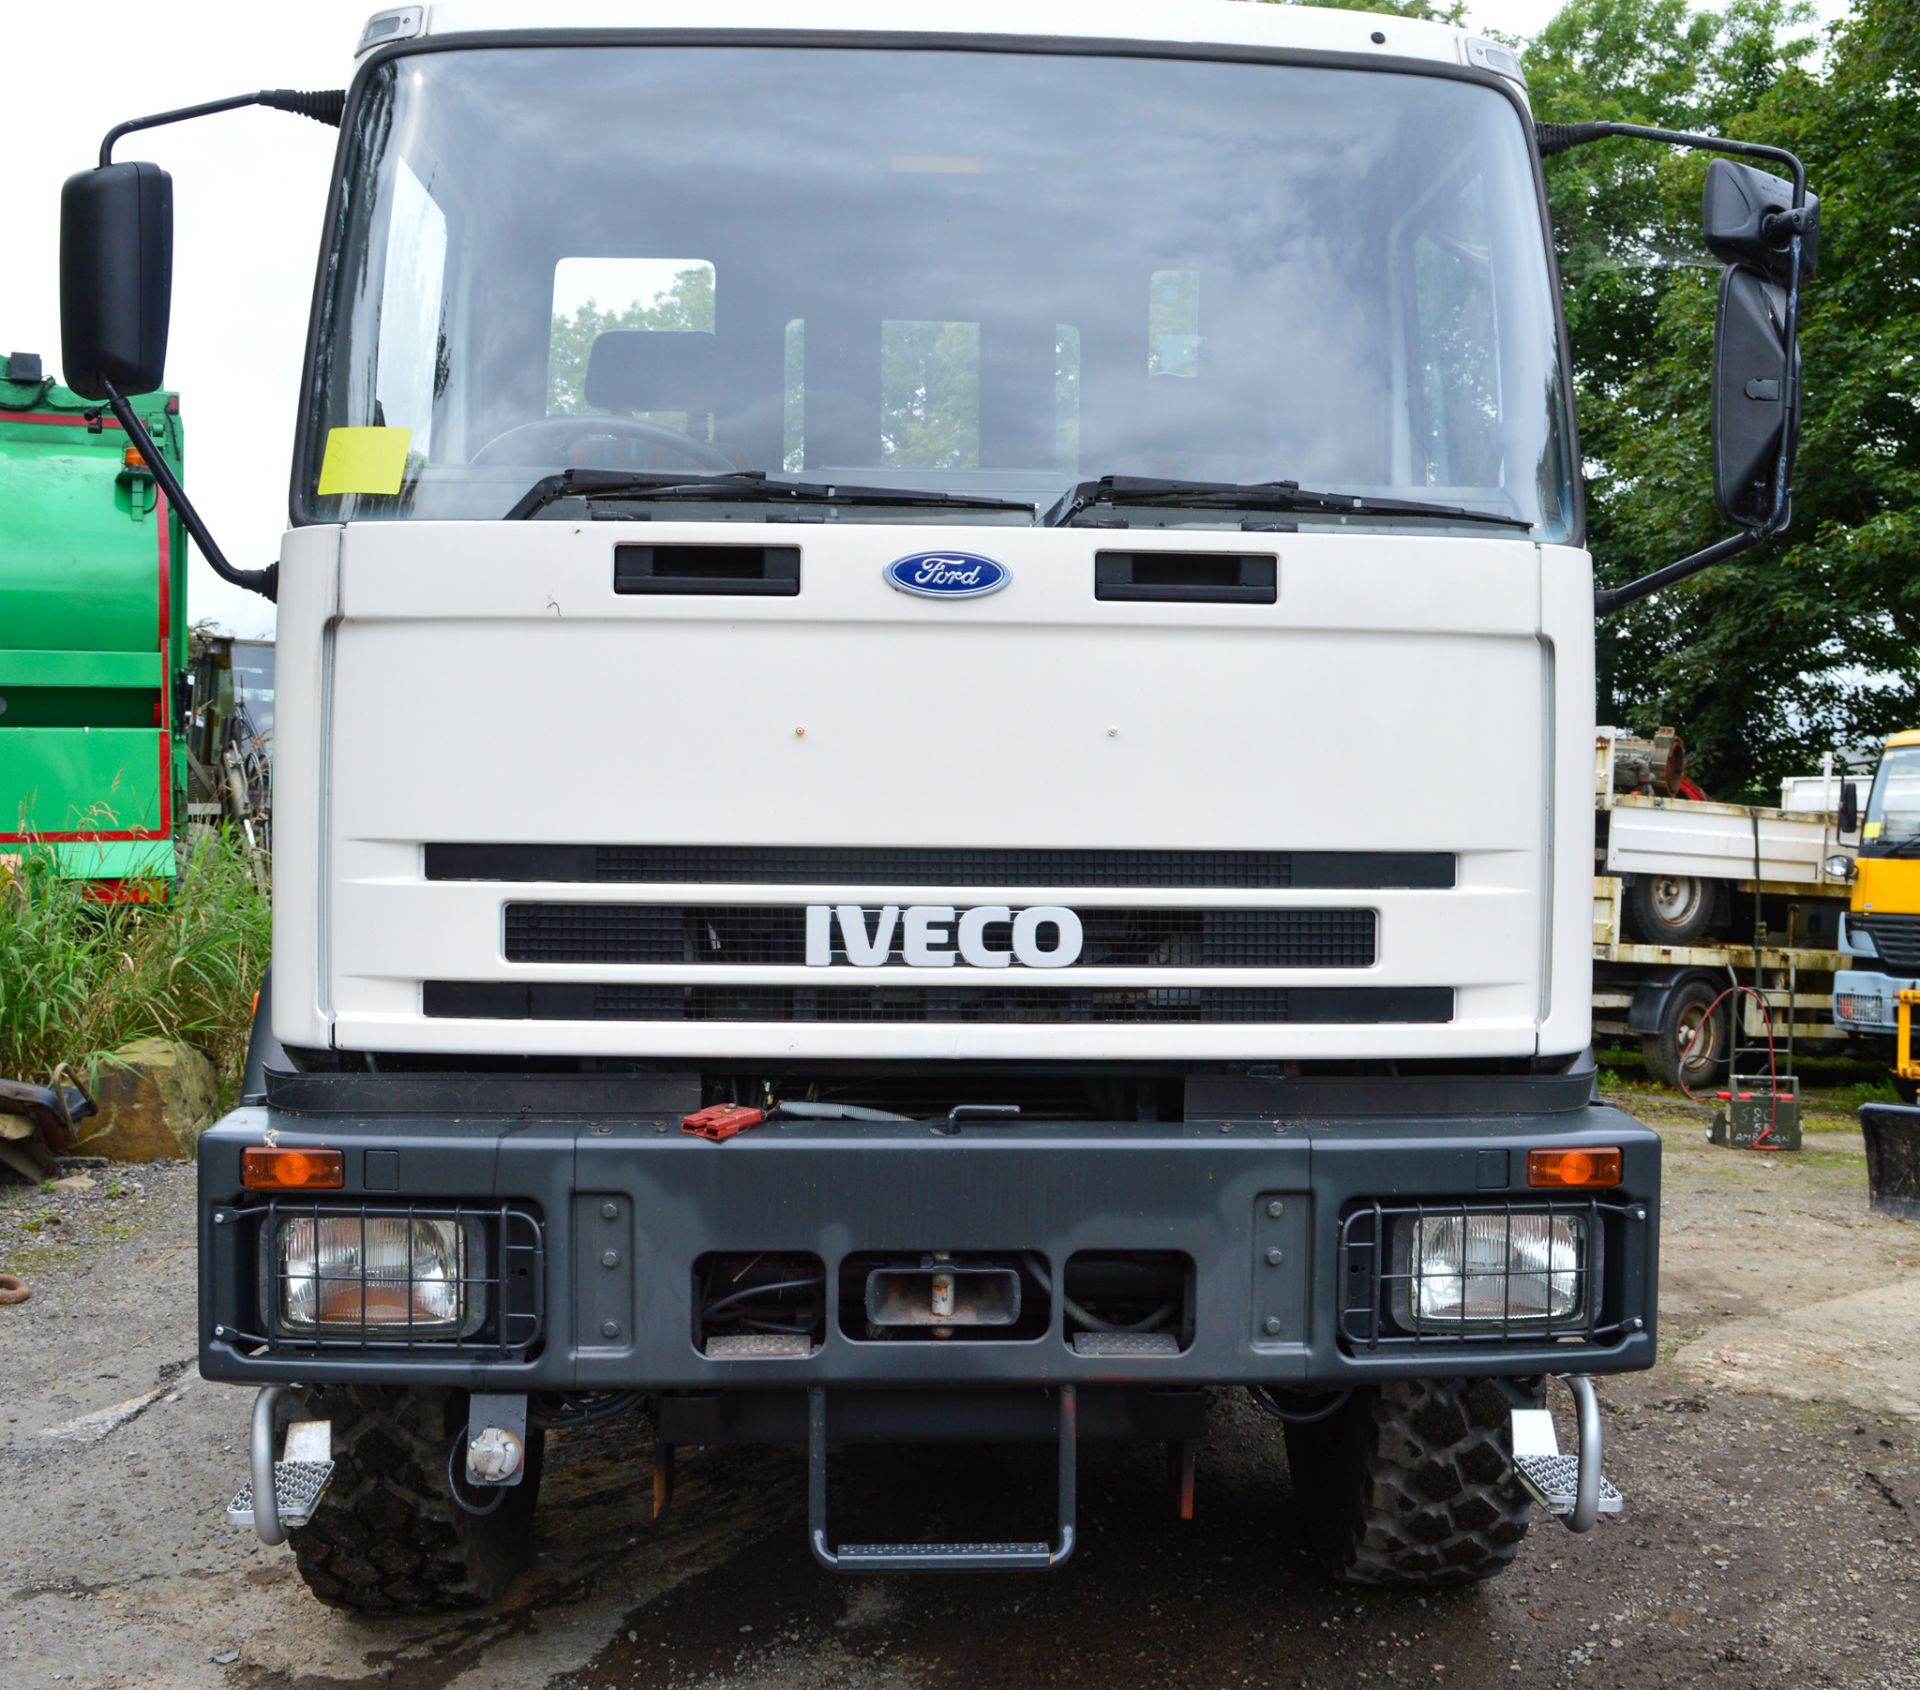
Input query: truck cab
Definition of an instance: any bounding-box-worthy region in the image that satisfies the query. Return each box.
[1835,731,1920,1096]
[51,0,1818,1614]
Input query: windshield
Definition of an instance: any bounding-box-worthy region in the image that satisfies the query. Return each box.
[304,46,1573,534]
[1865,746,1920,847]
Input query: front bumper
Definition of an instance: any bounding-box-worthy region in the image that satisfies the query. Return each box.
[1832,967,1920,1037]
[200,1099,1658,1392]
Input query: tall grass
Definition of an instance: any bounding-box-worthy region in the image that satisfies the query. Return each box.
[0,830,270,1089]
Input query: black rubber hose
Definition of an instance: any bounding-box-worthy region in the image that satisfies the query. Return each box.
[700,1276,823,1318]
[1023,1253,1175,1334]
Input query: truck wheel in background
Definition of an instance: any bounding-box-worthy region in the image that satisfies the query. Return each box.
[281,1384,544,1613]
[1640,974,1729,1091]
[1622,873,1714,944]
[1284,1376,1540,1586]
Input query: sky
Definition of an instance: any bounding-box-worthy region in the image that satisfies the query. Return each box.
[0,0,1849,636]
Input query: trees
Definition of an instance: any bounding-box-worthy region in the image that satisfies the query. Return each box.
[1529,0,1917,794]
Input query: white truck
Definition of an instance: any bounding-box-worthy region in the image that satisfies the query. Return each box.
[55,1,1816,1611]
[1593,732,1857,1087]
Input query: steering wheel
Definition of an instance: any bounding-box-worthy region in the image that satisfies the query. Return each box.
[470,414,737,473]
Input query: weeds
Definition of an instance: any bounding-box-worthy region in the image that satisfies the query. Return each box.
[0,829,270,1090]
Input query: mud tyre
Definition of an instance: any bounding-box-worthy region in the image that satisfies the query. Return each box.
[280,1384,543,1613]
[1285,1376,1540,1587]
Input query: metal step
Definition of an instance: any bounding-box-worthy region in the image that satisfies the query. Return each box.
[838,1540,1053,1570]
[1510,1380,1622,1533]
[809,1384,1077,1572]
[1071,1330,1180,1357]
[1515,1452,1624,1519]
[226,1459,335,1531]
[706,1332,813,1358]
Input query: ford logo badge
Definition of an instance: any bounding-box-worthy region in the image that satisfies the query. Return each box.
[884,551,1010,599]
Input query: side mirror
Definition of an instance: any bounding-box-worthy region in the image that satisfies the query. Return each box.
[59,161,173,399]
[1703,158,1818,286]
[1839,781,1859,836]
[1712,265,1794,527]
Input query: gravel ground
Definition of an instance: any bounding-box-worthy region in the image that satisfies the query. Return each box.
[0,1102,1915,1690]
[0,1157,173,1277]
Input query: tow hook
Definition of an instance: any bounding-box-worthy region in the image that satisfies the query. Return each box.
[226,1384,335,1545]
[1510,1373,1623,1533]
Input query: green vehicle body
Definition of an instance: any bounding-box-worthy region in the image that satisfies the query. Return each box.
[0,352,187,890]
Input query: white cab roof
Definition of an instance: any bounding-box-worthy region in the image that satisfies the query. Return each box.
[382,2,1475,67]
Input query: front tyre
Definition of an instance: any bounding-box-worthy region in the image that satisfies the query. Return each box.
[1285,1377,1540,1586]
[281,1384,543,1613]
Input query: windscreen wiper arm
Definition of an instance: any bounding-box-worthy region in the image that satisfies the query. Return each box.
[506,468,1035,521]
[1045,474,1534,531]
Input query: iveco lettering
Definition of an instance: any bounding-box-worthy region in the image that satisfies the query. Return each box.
[805,905,1085,969]
[58,0,1816,1610]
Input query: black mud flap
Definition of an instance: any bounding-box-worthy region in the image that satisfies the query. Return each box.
[1861,1103,1920,1220]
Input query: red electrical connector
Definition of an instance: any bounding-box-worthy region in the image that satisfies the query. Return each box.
[682,1103,766,1142]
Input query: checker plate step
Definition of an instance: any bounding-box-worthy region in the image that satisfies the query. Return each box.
[1515,1453,1623,1517]
[1070,1331,1180,1357]
[839,1541,1050,1564]
[706,1332,812,1358]
[226,1460,336,1530]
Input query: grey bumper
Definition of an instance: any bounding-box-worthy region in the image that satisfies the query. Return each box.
[199,1102,1659,1392]
[1833,967,1920,1037]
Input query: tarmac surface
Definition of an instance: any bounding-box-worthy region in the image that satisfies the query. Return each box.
[2,1098,1916,1689]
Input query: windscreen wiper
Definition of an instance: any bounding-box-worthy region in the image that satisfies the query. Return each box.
[1045,474,1534,531]
[506,467,1035,522]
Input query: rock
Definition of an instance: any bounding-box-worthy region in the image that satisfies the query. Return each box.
[47,1174,95,1192]
[70,1040,219,1163]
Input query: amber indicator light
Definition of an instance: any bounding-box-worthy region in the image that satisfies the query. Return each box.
[1526,1147,1622,1189]
[242,1146,345,1190]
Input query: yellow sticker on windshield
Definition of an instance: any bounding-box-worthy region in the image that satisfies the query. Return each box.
[318,426,412,496]
[1865,821,1883,840]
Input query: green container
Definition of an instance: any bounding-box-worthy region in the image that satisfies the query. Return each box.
[0,352,187,887]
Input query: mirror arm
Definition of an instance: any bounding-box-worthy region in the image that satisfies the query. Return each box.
[100,378,277,603]
[1593,522,1774,616]
[100,89,345,166]
[1539,122,1809,620]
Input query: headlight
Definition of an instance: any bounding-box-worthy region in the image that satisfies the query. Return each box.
[1826,853,1857,882]
[1835,990,1885,1024]
[1392,1212,1588,1331]
[276,1214,485,1338]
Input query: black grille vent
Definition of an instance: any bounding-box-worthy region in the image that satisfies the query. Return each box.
[1857,914,1920,972]
[429,843,1454,890]
[504,904,1377,969]
[424,982,1451,1025]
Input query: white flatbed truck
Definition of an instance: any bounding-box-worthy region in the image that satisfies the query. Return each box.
[1592,733,1857,1087]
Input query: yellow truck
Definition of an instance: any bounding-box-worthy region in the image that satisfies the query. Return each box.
[1833,731,1920,1100]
